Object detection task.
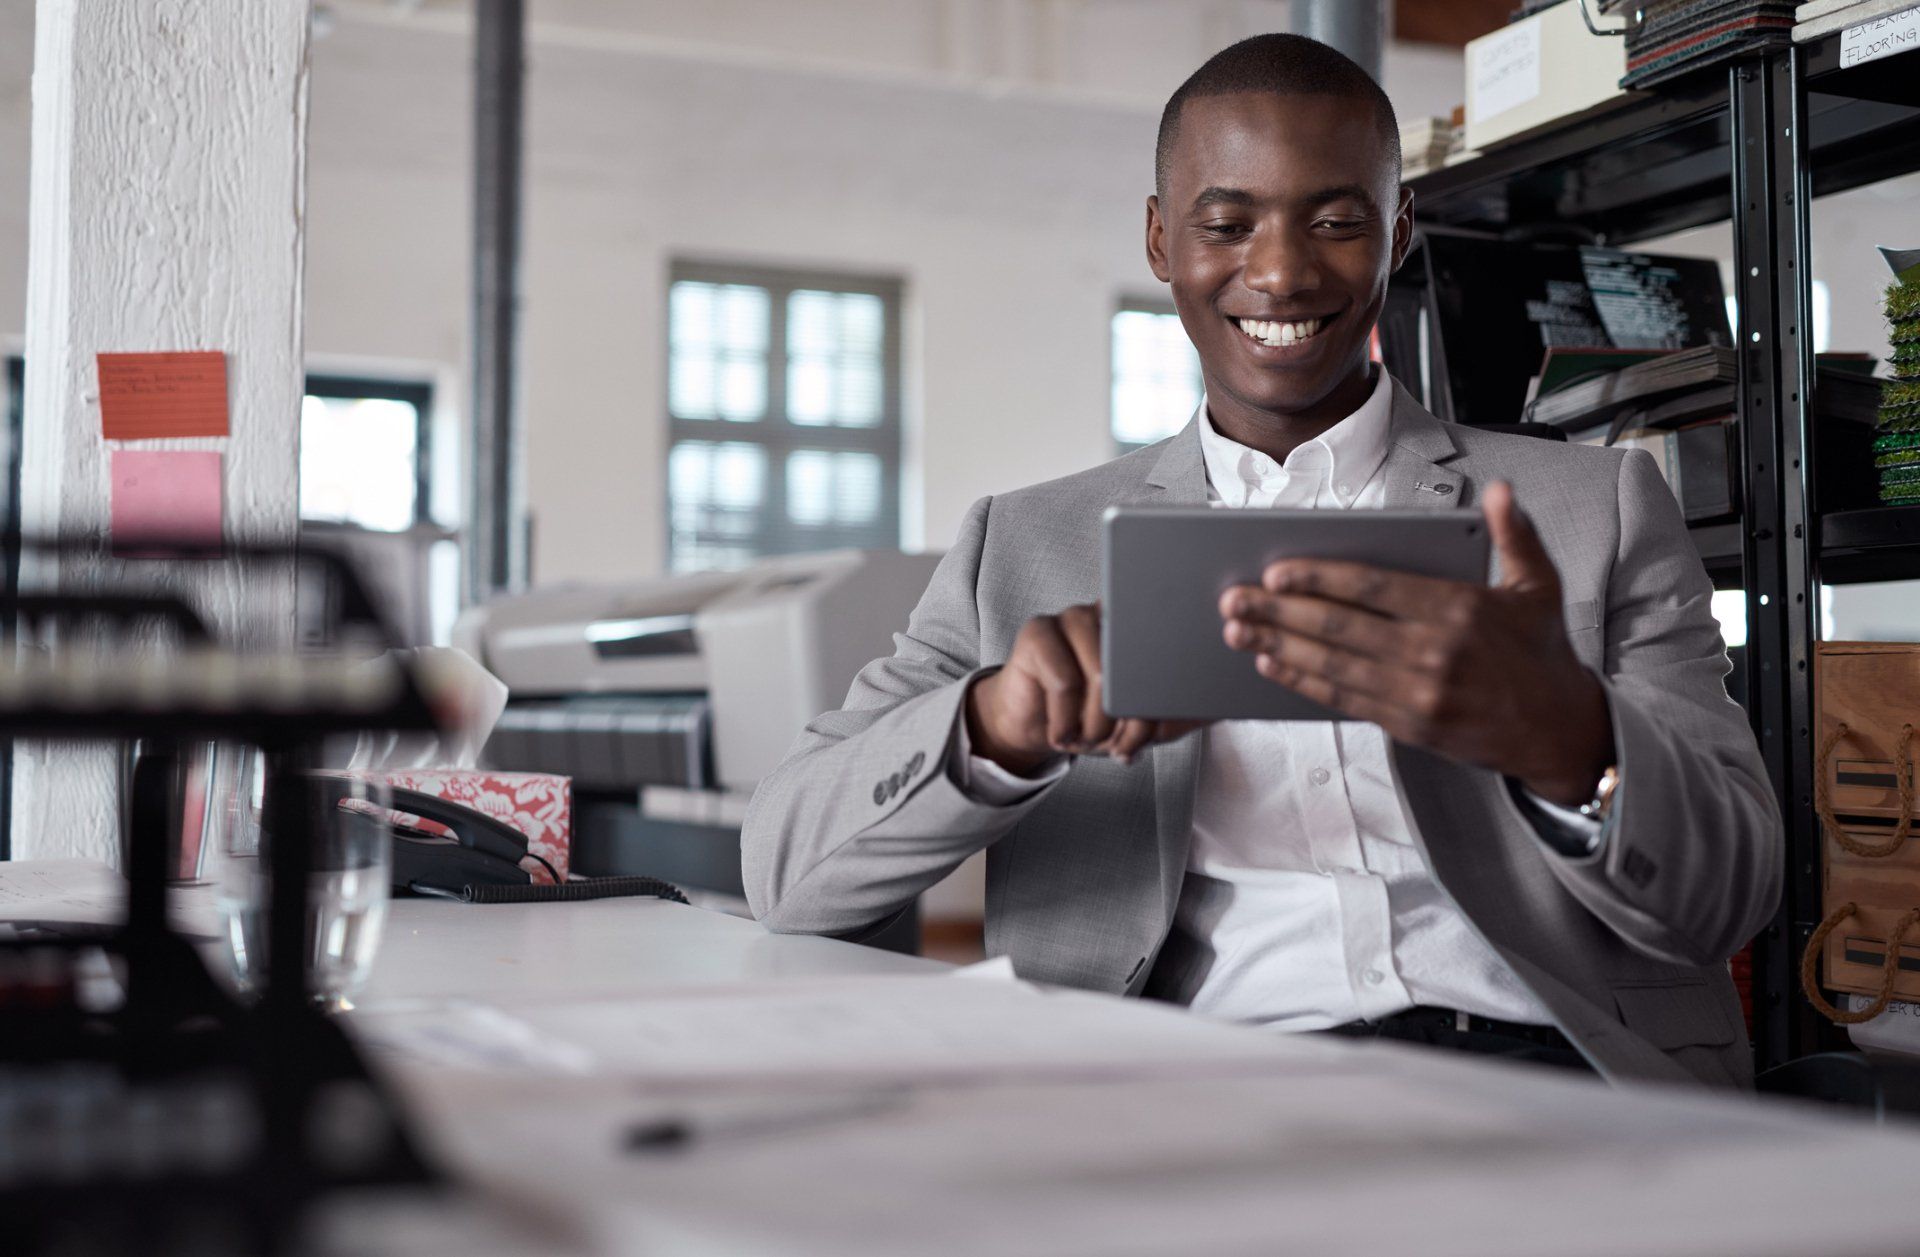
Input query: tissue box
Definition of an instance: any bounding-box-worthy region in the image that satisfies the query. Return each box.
[367,769,571,884]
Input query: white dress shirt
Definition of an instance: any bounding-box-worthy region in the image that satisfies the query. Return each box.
[957,368,1591,1030]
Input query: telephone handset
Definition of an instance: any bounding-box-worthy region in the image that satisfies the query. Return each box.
[382,785,559,895]
[314,778,688,906]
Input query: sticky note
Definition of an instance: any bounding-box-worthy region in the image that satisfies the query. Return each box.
[110,449,224,554]
[97,351,230,439]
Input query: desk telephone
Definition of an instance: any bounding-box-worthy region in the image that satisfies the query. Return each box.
[384,785,561,894]
[308,776,688,906]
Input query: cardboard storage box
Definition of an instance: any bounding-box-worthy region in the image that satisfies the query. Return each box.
[1465,1,1630,152]
[1813,643,1920,1015]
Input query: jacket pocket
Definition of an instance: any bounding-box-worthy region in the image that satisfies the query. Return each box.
[1563,599,1602,634]
[1610,979,1739,1049]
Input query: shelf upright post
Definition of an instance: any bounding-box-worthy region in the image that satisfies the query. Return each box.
[1730,50,1826,1073]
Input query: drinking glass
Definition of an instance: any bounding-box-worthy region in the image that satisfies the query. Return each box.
[207,760,394,1012]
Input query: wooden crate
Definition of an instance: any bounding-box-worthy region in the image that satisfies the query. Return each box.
[1815,643,1920,1009]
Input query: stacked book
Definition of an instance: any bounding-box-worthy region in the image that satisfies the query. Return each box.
[1621,1,1800,89]
[1525,345,1738,432]
[1879,271,1920,505]
[1794,0,1920,41]
[1444,105,1477,167]
[1400,117,1455,180]
[1527,345,1885,519]
[1532,347,1742,520]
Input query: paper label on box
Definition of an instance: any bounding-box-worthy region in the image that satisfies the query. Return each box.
[1469,20,1542,125]
[1842,9,1920,69]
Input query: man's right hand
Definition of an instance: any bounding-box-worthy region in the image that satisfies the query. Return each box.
[965,603,1203,775]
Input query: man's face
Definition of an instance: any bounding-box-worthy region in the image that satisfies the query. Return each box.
[1147,92,1412,422]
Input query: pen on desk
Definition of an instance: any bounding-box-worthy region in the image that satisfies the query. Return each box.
[622,1090,908,1154]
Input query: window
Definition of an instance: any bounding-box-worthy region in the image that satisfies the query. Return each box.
[300,374,458,645]
[301,375,433,531]
[1111,301,1202,452]
[3,356,21,592]
[1,356,19,860]
[1726,279,1832,356]
[666,263,902,571]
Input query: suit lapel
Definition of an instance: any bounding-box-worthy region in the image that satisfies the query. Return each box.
[1143,413,1210,505]
[1378,378,1470,511]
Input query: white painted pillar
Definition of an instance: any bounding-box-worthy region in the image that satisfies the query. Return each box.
[15,0,313,862]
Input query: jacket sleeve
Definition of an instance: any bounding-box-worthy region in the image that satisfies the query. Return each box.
[1537,448,1783,966]
[740,495,1059,935]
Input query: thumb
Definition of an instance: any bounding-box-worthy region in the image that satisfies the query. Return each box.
[1484,481,1557,593]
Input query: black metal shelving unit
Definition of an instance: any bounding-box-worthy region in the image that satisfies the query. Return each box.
[1403,31,1920,1074]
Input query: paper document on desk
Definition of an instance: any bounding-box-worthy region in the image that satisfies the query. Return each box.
[0,859,126,925]
[357,975,1351,1089]
[949,956,1019,982]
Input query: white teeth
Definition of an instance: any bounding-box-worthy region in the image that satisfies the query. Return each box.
[1236,316,1324,346]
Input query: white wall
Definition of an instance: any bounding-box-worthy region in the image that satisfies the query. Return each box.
[0,0,1469,898]
[0,0,30,360]
[4,0,1469,587]
[512,42,1154,573]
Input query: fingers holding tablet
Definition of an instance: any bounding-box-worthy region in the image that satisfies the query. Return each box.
[1217,580,1408,662]
[968,603,1204,775]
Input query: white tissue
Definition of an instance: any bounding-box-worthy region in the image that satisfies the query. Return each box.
[343,647,510,771]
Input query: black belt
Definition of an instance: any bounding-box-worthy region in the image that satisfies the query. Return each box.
[1324,1005,1576,1053]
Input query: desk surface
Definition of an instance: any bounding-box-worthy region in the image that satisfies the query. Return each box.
[358,896,938,1008]
[327,898,1920,1257]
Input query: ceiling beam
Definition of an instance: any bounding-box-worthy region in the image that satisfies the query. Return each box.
[1393,0,1513,47]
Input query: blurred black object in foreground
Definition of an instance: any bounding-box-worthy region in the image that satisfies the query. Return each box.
[0,535,443,1255]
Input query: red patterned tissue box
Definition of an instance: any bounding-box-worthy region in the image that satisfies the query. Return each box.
[364,770,570,884]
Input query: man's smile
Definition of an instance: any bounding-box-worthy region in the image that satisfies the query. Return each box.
[1229,310,1337,352]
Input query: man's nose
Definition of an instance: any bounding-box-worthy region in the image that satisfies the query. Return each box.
[1241,226,1321,299]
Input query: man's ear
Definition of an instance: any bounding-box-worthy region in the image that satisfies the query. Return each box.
[1388,185,1415,274]
[1145,195,1172,282]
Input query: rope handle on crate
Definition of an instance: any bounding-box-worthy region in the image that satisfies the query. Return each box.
[1814,722,1916,858]
[1801,901,1920,1024]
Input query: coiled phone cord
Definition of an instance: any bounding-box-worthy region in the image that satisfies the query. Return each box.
[411,875,691,906]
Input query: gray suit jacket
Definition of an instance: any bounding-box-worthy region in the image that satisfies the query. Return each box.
[742,381,1782,1088]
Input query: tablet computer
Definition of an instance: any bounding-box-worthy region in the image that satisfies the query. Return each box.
[1101,506,1489,721]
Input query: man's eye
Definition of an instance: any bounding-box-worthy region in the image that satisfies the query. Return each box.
[1198,223,1247,238]
[1317,219,1367,232]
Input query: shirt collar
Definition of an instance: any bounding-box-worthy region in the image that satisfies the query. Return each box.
[1195,367,1394,508]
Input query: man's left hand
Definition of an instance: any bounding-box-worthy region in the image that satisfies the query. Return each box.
[1219,481,1612,809]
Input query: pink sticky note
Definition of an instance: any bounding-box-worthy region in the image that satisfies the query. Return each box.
[110,449,224,554]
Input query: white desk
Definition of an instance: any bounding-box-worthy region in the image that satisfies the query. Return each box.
[325,898,1920,1257]
[359,895,939,1006]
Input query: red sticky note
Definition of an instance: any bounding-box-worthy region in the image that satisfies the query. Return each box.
[98,351,230,439]
[110,449,224,553]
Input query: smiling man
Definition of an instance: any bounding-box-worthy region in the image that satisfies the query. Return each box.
[742,34,1780,1087]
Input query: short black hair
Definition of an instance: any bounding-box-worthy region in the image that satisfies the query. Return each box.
[1155,33,1401,201]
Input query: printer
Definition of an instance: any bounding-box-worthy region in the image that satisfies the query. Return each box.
[455,548,942,798]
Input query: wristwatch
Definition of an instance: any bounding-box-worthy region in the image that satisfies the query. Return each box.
[1577,765,1622,823]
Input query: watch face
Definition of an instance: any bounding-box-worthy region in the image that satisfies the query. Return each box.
[1590,767,1621,819]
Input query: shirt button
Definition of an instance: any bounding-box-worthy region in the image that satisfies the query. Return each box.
[1362,969,1385,986]
[1337,481,1352,496]
[1309,767,1331,786]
